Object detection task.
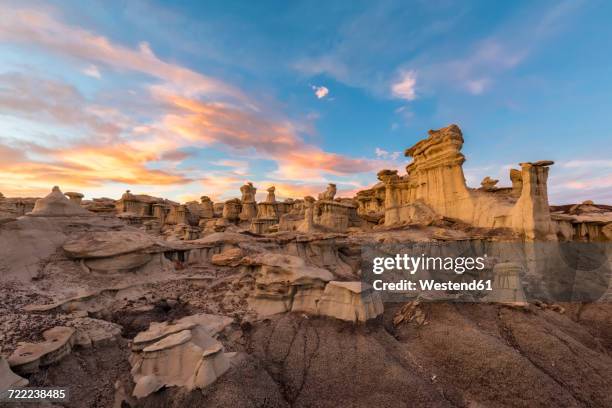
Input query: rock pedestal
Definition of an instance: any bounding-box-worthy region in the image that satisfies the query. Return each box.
[222,199,241,222]
[239,183,257,221]
[200,196,214,219]
[511,161,555,240]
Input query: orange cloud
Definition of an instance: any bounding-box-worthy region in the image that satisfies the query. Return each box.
[0,5,381,201]
[159,94,378,177]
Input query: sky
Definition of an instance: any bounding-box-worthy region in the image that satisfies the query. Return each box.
[0,0,611,204]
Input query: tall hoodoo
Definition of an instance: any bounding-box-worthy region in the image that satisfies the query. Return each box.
[239,182,257,221]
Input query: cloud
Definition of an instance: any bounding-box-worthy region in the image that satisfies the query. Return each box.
[0,7,244,100]
[0,5,383,200]
[311,85,329,99]
[158,94,378,178]
[82,64,101,79]
[391,70,417,100]
[0,73,122,140]
[375,147,400,160]
[465,78,490,95]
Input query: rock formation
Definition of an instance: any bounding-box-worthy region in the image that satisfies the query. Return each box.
[8,327,75,374]
[244,253,334,316]
[484,262,528,306]
[510,161,555,240]
[317,281,384,322]
[239,182,257,221]
[199,196,214,219]
[222,198,241,222]
[130,314,233,398]
[64,191,84,205]
[0,122,610,406]
[318,183,337,201]
[360,124,558,240]
[480,176,499,191]
[27,186,92,217]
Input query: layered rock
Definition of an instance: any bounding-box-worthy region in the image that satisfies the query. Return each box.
[510,161,555,240]
[222,198,241,222]
[318,183,337,201]
[256,186,278,220]
[239,182,257,221]
[8,327,76,375]
[63,230,161,273]
[510,168,523,198]
[27,186,92,217]
[199,196,214,219]
[317,281,384,322]
[480,176,499,191]
[64,191,84,205]
[360,124,557,240]
[484,262,528,306]
[355,183,385,223]
[244,253,334,316]
[211,247,244,266]
[130,314,234,398]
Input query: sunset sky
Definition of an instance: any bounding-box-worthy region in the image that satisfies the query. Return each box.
[1,0,611,204]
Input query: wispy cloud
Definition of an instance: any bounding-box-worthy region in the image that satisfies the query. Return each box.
[391,70,417,100]
[82,64,101,79]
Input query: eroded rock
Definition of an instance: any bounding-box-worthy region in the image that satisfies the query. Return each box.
[130,314,234,398]
[318,281,384,322]
[8,326,75,374]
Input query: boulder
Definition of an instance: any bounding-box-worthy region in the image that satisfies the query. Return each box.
[8,326,75,374]
[63,230,156,258]
[317,281,384,323]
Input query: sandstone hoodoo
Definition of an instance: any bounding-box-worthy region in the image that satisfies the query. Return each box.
[28,186,92,217]
[1,123,610,407]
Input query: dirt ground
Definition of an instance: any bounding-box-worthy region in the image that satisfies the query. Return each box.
[10,300,610,408]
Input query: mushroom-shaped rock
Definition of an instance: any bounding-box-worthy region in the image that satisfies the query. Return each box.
[317,282,384,323]
[8,326,75,375]
[27,186,91,217]
[64,191,84,205]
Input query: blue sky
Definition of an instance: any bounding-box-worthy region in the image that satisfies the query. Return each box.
[0,0,611,203]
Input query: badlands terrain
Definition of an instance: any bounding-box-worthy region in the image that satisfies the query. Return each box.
[1,125,611,407]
